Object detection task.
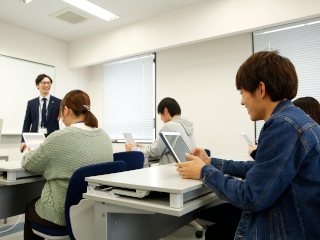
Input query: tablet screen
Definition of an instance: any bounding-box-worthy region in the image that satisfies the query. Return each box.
[23,133,45,150]
[164,134,192,162]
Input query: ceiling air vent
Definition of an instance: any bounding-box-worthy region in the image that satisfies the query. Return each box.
[51,8,91,24]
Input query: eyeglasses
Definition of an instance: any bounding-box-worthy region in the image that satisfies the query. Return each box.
[40,81,52,85]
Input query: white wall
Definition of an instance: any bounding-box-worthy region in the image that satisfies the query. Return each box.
[89,32,254,155]
[68,0,320,69]
[0,21,90,161]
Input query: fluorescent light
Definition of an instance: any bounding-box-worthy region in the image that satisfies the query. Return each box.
[62,0,118,21]
[26,0,33,2]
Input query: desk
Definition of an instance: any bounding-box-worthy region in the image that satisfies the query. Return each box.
[83,165,219,240]
[0,161,45,219]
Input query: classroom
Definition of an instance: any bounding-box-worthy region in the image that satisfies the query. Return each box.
[0,0,320,239]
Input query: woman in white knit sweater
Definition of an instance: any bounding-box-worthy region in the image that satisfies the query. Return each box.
[22,90,113,240]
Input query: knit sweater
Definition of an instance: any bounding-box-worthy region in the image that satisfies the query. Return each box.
[22,126,113,226]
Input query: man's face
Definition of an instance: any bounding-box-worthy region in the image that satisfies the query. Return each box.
[240,88,263,121]
[159,112,170,123]
[36,77,51,95]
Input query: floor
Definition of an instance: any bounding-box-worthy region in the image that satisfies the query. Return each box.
[0,215,212,240]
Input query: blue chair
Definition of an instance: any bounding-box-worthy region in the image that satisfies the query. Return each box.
[205,149,211,157]
[113,151,144,171]
[31,161,127,240]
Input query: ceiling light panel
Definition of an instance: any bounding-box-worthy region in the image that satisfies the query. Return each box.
[62,0,118,21]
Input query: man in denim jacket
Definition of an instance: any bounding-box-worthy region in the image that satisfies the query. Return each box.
[176,51,320,240]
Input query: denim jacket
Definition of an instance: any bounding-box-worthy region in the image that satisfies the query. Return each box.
[201,100,320,240]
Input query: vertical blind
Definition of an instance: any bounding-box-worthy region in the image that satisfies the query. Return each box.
[253,18,320,142]
[103,53,155,142]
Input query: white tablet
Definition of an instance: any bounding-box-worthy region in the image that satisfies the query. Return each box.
[22,133,45,150]
[240,132,253,145]
[122,132,136,145]
[159,132,193,163]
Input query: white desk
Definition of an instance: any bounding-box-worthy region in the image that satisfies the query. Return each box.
[83,165,219,240]
[0,160,45,219]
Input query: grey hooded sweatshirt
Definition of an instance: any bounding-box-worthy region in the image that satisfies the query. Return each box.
[132,117,197,165]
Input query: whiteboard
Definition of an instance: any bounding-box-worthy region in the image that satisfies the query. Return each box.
[0,54,55,134]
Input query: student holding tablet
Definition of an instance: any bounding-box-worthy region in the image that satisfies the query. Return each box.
[22,90,113,240]
[176,51,320,240]
[125,97,196,165]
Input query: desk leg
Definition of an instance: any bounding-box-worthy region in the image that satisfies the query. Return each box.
[94,202,107,240]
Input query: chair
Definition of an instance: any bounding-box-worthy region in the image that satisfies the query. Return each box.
[113,151,144,171]
[31,161,127,240]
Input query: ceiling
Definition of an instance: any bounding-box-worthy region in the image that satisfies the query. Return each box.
[0,0,209,42]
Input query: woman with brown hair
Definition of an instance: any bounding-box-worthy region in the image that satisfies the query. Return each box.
[293,97,320,125]
[22,90,113,240]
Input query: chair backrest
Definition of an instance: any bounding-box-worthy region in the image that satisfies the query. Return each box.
[113,151,144,171]
[205,149,211,157]
[65,161,127,240]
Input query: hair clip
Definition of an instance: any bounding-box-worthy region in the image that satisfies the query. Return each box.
[83,105,91,112]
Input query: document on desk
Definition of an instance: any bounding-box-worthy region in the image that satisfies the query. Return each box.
[122,132,136,145]
[23,133,45,150]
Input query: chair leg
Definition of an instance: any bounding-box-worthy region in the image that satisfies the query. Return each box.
[189,220,203,231]
[189,220,204,238]
[4,218,7,224]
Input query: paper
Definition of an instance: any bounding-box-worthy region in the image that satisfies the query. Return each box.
[122,132,136,145]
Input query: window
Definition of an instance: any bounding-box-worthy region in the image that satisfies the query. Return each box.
[253,18,320,141]
[103,53,155,142]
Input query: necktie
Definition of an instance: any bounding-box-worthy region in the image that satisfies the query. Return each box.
[41,98,47,128]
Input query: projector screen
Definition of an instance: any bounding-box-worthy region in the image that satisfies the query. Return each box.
[0,54,55,134]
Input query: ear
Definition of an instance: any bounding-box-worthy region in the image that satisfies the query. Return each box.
[63,106,69,116]
[36,84,39,90]
[259,82,267,99]
[164,107,169,115]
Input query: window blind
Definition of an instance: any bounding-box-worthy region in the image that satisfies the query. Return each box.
[253,18,320,142]
[103,53,155,142]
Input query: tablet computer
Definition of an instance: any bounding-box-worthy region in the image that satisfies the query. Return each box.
[159,132,193,163]
[122,132,136,145]
[22,133,45,150]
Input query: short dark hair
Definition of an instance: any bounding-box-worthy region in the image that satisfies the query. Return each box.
[157,97,181,117]
[236,51,298,101]
[293,97,320,125]
[35,74,53,85]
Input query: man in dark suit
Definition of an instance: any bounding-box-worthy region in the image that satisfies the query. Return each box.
[20,74,62,152]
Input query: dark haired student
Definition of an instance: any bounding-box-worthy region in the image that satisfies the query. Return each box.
[20,74,61,152]
[22,90,113,240]
[176,51,320,239]
[125,97,197,165]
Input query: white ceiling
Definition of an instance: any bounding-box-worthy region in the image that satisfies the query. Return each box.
[0,0,209,42]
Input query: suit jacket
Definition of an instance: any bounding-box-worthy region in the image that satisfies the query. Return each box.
[21,95,62,142]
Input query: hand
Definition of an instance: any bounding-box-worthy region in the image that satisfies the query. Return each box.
[191,148,211,164]
[27,147,32,152]
[175,153,205,179]
[136,143,144,147]
[20,143,26,153]
[248,144,257,155]
[125,143,135,151]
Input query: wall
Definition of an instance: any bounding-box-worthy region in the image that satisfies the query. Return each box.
[89,32,254,155]
[68,0,320,69]
[0,21,90,161]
